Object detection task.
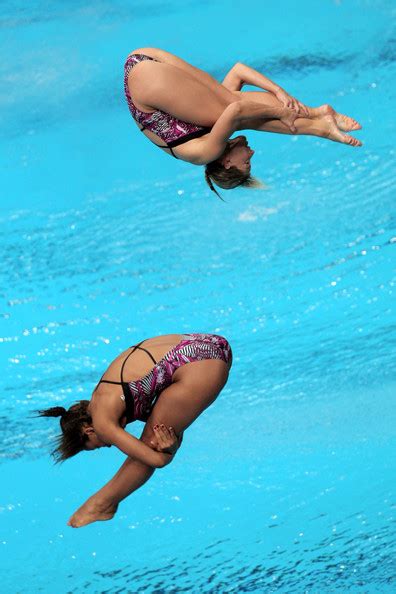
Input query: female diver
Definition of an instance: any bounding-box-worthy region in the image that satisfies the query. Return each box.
[124,47,362,194]
[38,333,232,528]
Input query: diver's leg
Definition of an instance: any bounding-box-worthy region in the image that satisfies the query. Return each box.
[238,91,362,146]
[128,60,235,127]
[254,113,362,146]
[310,104,361,131]
[68,360,230,528]
[240,90,362,133]
[132,47,226,93]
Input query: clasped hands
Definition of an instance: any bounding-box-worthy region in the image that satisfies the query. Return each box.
[150,423,181,455]
[274,87,309,133]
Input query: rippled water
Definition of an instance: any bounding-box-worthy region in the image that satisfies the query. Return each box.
[1,0,395,592]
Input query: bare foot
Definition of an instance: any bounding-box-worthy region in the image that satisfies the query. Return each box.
[67,497,118,528]
[314,104,362,132]
[322,114,362,147]
[334,112,361,132]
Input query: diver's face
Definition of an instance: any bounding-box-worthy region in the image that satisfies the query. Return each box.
[222,136,254,173]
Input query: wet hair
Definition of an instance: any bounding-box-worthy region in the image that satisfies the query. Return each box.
[204,146,262,197]
[36,400,91,463]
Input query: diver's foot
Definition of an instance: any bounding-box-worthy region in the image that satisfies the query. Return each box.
[334,112,361,132]
[323,114,362,147]
[315,104,361,131]
[67,497,118,528]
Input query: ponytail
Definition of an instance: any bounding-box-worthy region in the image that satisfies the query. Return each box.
[37,406,67,419]
[204,170,225,201]
[36,400,91,463]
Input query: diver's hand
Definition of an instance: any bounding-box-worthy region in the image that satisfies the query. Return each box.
[279,107,299,134]
[275,88,309,117]
[150,424,179,455]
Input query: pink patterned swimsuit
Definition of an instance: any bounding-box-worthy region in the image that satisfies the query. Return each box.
[97,334,232,423]
[124,53,211,158]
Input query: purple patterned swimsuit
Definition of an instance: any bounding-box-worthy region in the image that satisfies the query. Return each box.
[124,53,211,158]
[98,334,232,423]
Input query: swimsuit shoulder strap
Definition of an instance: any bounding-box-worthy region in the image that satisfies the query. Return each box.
[135,345,157,365]
[121,342,157,424]
[119,341,144,382]
[120,341,157,382]
[97,341,158,387]
[138,126,178,158]
[152,143,178,158]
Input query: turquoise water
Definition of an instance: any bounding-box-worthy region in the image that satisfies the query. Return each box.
[1,0,395,592]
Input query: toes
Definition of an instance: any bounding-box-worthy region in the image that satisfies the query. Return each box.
[336,114,362,132]
[346,135,362,147]
[348,119,360,130]
[343,134,360,146]
[348,120,361,131]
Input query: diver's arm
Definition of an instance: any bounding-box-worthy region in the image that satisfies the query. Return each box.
[193,101,297,165]
[92,403,176,468]
[223,62,280,93]
[223,63,309,116]
[117,428,175,467]
[99,423,174,467]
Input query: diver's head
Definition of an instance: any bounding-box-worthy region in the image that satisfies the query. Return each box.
[205,135,261,195]
[222,135,255,173]
[37,400,109,462]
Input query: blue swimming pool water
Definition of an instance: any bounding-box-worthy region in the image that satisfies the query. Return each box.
[1,0,395,591]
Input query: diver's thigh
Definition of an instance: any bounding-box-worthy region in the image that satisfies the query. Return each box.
[130,61,233,126]
[141,359,230,436]
[151,48,233,97]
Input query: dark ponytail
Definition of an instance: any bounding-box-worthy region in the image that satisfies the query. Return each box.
[37,406,67,419]
[37,400,91,463]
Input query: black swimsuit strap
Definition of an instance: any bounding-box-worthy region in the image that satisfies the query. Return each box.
[162,145,178,158]
[120,342,157,382]
[139,123,179,158]
[122,343,157,422]
[98,341,157,387]
[134,345,157,366]
[139,126,178,158]
[119,341,145,383]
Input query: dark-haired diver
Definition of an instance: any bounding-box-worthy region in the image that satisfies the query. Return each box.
[124,47,362,194]
[38,333,232,528]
